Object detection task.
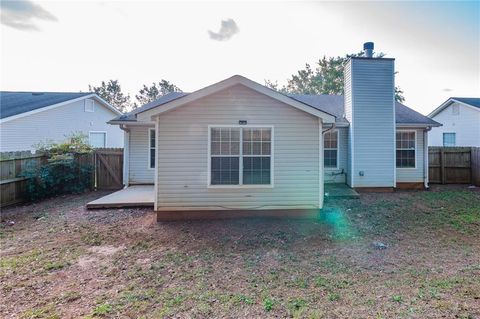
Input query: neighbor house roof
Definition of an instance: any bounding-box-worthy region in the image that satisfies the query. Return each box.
[428,97,480,118]
[0,91,121,121]
[112,90,439,127]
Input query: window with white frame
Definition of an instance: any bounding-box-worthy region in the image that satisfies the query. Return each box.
[84,99,95,112]
[324,130,338,168]
[443,133,456,146]
[210,127,272,186]
[89,132,106,148]
[396,131,416,168]
[149,129,155,169]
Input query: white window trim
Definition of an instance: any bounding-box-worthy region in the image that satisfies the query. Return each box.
[442,132,456,147]
[324,130,339,169]
[207,125,274,188]
[84,99,95,112]
[148,128,156,170]
[88,131,107,148]
[396,130,417,170]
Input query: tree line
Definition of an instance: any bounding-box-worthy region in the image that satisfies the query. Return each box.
[91,52,405,113]
[88,80,181,113]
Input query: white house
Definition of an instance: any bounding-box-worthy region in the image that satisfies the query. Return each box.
[108,43,440,218]
[0,92,124,152]
[428,97,480,147]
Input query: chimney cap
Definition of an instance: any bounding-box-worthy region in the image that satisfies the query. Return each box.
[363,42,374,50]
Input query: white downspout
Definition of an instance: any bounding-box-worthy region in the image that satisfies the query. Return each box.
[424,128,431,189]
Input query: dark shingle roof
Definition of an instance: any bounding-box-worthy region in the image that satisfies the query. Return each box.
[0,91,92,119]
[452,97,480,108]
[289,94,438,125]
[111,92,188,122]
[113,91,438,126]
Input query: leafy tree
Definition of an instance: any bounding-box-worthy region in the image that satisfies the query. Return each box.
[266,52,405,102]
[89,80,132,113]
[135,80,182,107]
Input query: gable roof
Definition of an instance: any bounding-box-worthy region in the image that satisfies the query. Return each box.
[132,75,336,123]
[428,97,480,117]
[0,91,121,122]
[112,89,439,127]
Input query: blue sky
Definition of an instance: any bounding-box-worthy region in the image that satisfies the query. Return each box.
[1,0,479,114]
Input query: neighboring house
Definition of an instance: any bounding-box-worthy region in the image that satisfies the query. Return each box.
[428,97,480,147]
[109,43,440,215]
[0,92,124,152]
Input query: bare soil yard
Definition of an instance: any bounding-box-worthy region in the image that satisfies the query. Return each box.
[1,185,479,318]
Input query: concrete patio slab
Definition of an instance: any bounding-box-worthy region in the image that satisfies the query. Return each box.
[86,185,154,209]
[325,183,360,199]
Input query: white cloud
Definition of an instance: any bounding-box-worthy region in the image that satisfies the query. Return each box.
[0,0,57,31]
[208,18,239,41]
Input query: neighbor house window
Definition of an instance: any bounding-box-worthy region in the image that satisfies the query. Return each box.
[452,104,459,115]
[89,132,106,148]
[396,131,416,168]
[210,126,272,186]
[324,130,338,168]
[443,133,456,146]
[149,129,155,169]
[84,99,95,112]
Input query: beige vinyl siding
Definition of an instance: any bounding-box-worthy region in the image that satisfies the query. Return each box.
[155,84,320,210]
[324,127,348,183]
[0,99,123,152]
[128,126,155,184]
[396,128,425,183]
[345,58,395,187]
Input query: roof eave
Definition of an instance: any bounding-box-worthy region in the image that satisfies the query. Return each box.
[396,123,442,128]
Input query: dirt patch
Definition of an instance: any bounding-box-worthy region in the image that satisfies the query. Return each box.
[0,186,479,318]
[88,245,125,256]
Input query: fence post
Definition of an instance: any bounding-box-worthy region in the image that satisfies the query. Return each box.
[440,148,445,184]
[471,147,474,185]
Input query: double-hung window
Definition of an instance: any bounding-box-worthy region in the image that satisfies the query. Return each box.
[209,126,272,186]
[396,131,416,168]
[324,130,338,168]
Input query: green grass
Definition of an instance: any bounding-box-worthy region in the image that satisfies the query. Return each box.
[93,303,113,316]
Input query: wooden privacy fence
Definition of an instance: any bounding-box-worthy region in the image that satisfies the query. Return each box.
[0,148,124,208]
[94,148,124,190]
[429,147,480,185]
[0,152,47,207]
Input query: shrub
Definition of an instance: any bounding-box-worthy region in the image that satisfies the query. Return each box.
[21,133,93,201]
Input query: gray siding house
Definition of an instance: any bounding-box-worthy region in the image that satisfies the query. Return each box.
[109,43,440,216]
[0,92,123,152]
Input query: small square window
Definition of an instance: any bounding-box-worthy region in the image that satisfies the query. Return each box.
[443,133,456,146]
[84,99,94,112]
[89,132,106,148]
